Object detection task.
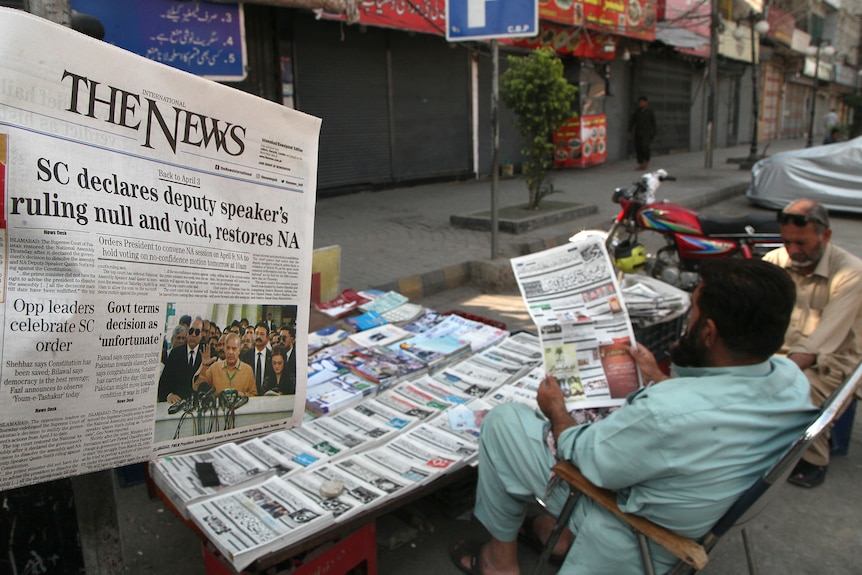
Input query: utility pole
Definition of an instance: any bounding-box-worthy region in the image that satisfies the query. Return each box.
[26,0,70,25]
[705,0,719,168]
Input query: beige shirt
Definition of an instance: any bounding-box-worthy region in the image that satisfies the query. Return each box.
[764,242,862,378]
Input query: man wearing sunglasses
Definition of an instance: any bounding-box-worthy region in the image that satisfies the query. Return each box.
[158,316,205,404]
[764,199,862,488]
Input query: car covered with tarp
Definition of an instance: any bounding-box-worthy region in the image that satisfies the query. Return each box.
[746,136,862,214]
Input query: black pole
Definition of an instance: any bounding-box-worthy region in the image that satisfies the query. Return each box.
[806,42,821,148]
[747,17,760,163]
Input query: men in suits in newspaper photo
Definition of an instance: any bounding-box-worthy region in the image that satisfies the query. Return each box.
[158,316,204,403]
[241,321,275,395]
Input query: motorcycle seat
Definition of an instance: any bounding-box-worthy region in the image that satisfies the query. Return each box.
[698,214,781,236]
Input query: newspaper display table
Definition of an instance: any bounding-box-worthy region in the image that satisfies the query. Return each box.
[151,232,655,574]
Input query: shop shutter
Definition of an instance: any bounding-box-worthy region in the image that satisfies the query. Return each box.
[389,31,471,181]
[633,54,692,153]
[293,17,392,191]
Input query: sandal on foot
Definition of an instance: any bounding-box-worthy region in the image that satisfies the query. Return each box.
[449,539,486,575]
[787,460,827,488]
[517,516,566,566]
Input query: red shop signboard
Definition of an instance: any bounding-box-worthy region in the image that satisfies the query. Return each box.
[554,115,608,169]
[324,0,447,35]
[512,22,616,59]
[540,0,655,40]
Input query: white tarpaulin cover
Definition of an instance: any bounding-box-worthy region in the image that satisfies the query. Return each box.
[747,136,862,214]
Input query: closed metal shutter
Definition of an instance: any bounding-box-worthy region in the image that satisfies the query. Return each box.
[389,32,471,180]
[761,63,782,141]
[632,54,693,153]
[782,81,808,139]
[293,17,392,190]
[477,48,524,176]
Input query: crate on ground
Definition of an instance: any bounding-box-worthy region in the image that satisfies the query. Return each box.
[633,313,688,361]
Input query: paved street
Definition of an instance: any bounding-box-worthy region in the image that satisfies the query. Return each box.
[313,138,805,294]
[116,139,862,574]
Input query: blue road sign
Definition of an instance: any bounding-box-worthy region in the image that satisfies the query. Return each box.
[446,0,538,42]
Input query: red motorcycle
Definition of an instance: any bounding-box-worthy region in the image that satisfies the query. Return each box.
[606,170,783,290]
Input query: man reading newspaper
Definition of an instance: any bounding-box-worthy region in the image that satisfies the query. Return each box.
[450,259,816,575]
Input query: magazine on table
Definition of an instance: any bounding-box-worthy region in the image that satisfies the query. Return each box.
[344,346,427,390]
[423,314,510,352]
[187,475,335,571]
[488,332,544,367]
[372,388,438,422]
[402,309,447,333]
[391,333,473,371]
[260,429,329,470]
[359,291,409,314]
[333,453,413,497]
[361,440,447,488]
[239,437,299,477]
[511,231,642,410]
[391,375,473,411]
[430,397,495,443]
[376,430,465,479]
[344,310,389,331]
[283,465,385,522]
[308,325,352,355]
[304,415,375,453]
[432,354,517,397]
[150,443,274,518]
[381,302,426,324]
[404,423,478,469]
[305,372,376,416]
[282,423,353,461]
[348,324,413,347]
[315,289,372,319]
[326,407,399,446]
[351,396,425,432]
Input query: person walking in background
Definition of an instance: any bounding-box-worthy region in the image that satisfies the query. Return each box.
[824,108,839,132]
[627,96,657,170]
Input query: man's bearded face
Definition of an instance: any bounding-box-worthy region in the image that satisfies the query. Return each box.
[670,315,709,368]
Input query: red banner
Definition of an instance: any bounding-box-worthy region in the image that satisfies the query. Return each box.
[337,0,446,35]
[540,0,655,40]
[553,114,608,169]
[766,6,795,47]
[659,0,708,37]
[512,22,617,59]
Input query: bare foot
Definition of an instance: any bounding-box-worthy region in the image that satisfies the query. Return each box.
[452,539,520,575]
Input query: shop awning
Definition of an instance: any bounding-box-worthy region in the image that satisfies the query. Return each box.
[655,22,709,55]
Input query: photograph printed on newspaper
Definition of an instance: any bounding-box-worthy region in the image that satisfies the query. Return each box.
[0,9,320,491]
[510,231,642,410]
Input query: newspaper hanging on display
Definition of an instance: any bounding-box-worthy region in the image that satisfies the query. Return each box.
[0,9,321,491]
[510,231,642,410]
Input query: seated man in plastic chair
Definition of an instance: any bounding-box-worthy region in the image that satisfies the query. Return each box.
[450,259,817,575]
[764,199,862,488]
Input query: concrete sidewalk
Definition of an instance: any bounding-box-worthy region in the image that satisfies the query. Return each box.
[313,139,806,296]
